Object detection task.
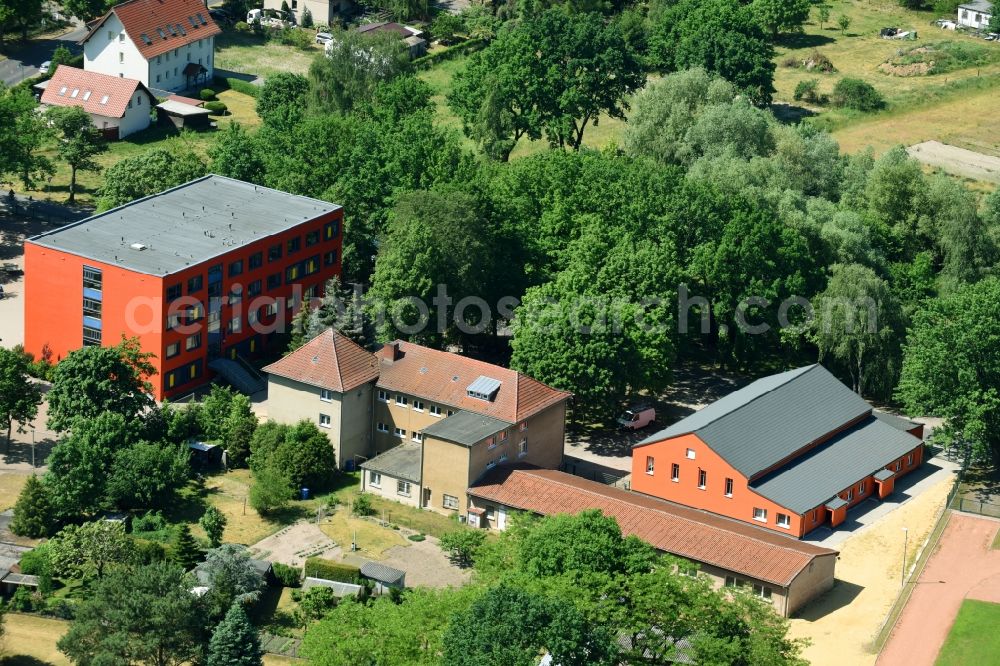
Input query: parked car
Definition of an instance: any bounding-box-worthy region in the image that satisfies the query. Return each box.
[208,9,232,25]
[39,61,51,73]
[315,31,333,44]
[618,404,656,430]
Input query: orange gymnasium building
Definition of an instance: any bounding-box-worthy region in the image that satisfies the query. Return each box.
[631,365,924,538]
[24,176,343,399]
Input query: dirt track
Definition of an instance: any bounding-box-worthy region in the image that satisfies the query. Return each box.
[877,512,1000,666]
[906,141,1000,183]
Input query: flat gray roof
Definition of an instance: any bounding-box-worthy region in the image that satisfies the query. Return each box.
[360,442,422,483]
[28,175,341,276]
[751,417,922,514]
[637,365,873,479]
[421,410,511,447]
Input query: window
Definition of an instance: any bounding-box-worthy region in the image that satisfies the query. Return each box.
[412,400,424,412]
[304,255,320,276]
[229,259,243,277]
[83,266,102,291]
[248,279,262,297]
[487,436,496,449]
[156,74,161,83]
[166,342,180,358]
[412,432,423,443]
[685,448,696,459]
[671,463,680,482]
[319,413,331,428]
[268,244,283,262]
[499,453,508,463]
[377,390,389,402]
[83,326,102,346]
[285,264,300,281]
[499,430,508,442]
[443,494,459,510]
[485,459,497,471]
[83,297,101,318]
[397,480,411,497]
[812,509,818,523]
[858,481,866,495]
[188,274,203,293]
[395,395,408,407]
[895,461,901,472]
[249,252,263,270]
[166,313,182,331]
[324,250,338,266]
[320,389,333,402]
[227,316,241,334]
[518,438,528,457]
[519,421,528,431]
[376,422,389,433]
[682,566,697,578]
[698,469,707,489]
[776,513,791,528]
[907,453,913,466]
[394,427,406,438]
[306,230,320,246]
[287,236,301,254]
[846,489,854,502]
[166,283,182,301]
[753,508,767,523]
[447,410,455,417]
[267,273,281,291]
[646,456,655,475]
[429,405,442,416]
[752,584,773,601]
[228,286,243,305]
[725,477,733,497]
[725,576,737,587]
[186,333,201,351]
[107,30,113,39]
[324,220,340,240]
[369,471,381,487]
[119,51,124,63]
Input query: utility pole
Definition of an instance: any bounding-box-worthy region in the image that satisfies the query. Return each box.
[30,430,35,468]
[901,527,909,587]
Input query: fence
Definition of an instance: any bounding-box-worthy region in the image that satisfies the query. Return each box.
[870,453,968,654]
[953,497,1000,518]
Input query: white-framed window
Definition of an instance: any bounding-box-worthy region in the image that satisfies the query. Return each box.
[443,494,459,510]
[397,480,411,497]
[394,427,406,438]
[698,469,707,489]
[377,389,389,402]
[320,389,333,402]
[486,459,497,471]
[646,456,655,475]
[858,481,866,495]
[725,477,734,497]
[412,400,424,412]
[776,513,790,528]
[500,430,508,441]
[907,453,913,466]
[725,576,737,587]
[846,489,854,502]
[429,405,442,416]
[395,395,408,407]
[319,413,331,428]
[895,461,901,472]
[166,342,180,359]
[368,471,381,487]
[753,507,767,523]
[499,453,508,463]
[685,448,696,459]
[519,421,528,431]
[671,463,679,482]
[412,432,423,443]
[447,410,455,417]
[118,32,124,42]
[376,422,389,433]
[518,438,528,457]
[487,436,496,449]
[119,51,124,63]
[752,584,773,601]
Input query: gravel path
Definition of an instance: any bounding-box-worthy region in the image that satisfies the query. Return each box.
[906,140,1000,183]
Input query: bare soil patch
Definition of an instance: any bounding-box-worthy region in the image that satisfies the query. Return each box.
[906,140,1000,183]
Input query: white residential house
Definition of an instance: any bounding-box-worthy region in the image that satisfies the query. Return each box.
[958,0,994,29]
[40,66,156,139]
[80,0,221,93]
[262,0,352,28]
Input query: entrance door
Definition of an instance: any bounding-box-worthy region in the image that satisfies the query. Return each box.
[497,507,507,530]
[422,488,431,509]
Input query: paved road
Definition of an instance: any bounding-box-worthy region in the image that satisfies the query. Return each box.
[0,26,87,87]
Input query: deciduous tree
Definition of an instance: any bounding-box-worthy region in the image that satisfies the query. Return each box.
[46,105,107,203]
[200,506,228,548]
[50,520,137,579]
[0,347,41,452]
[96,146,206,211]
[0,85,52,187]
[438,529,486,568]
[256,72,309,129]
[307,30,410,115]
[106,442,190,511]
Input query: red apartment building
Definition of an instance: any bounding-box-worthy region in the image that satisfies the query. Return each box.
[24,175,343,399]
[631,365,925,538]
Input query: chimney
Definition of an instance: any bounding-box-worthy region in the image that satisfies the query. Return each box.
[385,341,402,363]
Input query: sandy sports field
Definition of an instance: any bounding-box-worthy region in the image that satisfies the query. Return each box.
[906,141,1000,184]
[788,472,955,666]
[877,512,1000,666]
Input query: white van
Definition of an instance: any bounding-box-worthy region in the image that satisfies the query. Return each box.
[618,404,655,430]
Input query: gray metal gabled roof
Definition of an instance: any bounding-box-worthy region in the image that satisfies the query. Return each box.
[360,442,422,483]
[359,561,405,586]
[636,365,872,478]
[751,416,921,514]
[421,411,511,447]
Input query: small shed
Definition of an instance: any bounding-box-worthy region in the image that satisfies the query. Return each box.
[187,440,224,468]
[302,576,363,597]
[359,561,405,593]
[157,99,213,131]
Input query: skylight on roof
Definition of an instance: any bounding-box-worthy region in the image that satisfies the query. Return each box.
[141,33,152,44]
[177,23,186,35]
[157,27,166,38]
[197,12,206,24]
[82,90,91,101]
[70,88,79,98]
[99,94,109,105]
[467,376,502,401]
[168,24,177,35]
[188,16,198,28]
[58,86,67,95]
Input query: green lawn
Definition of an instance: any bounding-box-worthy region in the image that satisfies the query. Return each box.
[935,599,1000,665]
[214,31,323,78]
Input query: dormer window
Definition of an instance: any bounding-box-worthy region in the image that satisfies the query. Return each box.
[467,376,501,401]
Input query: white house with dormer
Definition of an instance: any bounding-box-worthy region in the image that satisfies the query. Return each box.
[80,0,221,93]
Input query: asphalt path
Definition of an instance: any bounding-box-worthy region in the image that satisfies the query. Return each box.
[0,26,88,87]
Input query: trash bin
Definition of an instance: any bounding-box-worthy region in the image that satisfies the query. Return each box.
[300,487,310,500]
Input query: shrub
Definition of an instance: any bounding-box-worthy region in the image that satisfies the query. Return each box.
[301,6,313,28]
[134,538,168,564]
[831,77,885,111]
[297,586,338,622]
[407,533,426,542]
[273,26,312,48]
[43,598,75,620]
[234,20,251,32]
[204,101,228,115]
[132,511,169,534]
[352,493,373,516]
[199,88,217,101]
[272,562,302,587]
[19,544,54,594]
[249,466,293,516]
[303,557,360,583]
[10,586,39,611]
[793,79,826,104]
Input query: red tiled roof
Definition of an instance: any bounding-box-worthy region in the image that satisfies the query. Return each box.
[83,0,221,60]
[376,340,571,422]
[469,467,837,587]
[166,93,202,106]
[41,66,152,118]
[262,329,380,394]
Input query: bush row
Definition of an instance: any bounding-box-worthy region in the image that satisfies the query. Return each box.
[303,557,360,583]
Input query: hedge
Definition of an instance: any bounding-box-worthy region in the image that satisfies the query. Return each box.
[272,562,302,587]
[304,557,360,583]
[412,38,486,70]
[204,101,228,114]
[214,76,261,98]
